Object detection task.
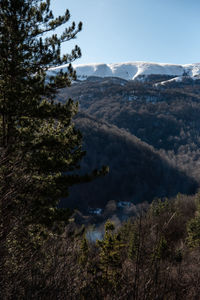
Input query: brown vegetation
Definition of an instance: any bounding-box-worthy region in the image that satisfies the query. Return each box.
[1,193,200,299]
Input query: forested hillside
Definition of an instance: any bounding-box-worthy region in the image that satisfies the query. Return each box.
[58,75,200,211]
[61,112,197,211]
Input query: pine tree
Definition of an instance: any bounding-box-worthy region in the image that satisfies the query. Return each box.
[0,0,107,230]
[0,0,109,279]
[97,221,123,294]
[0,0,108,294]
[79,236,89,266]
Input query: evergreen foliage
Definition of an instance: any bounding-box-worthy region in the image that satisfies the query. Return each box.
[0,0,106,232]
[97,221,124,291]
[79,236,89,266]
[0,0,107,295]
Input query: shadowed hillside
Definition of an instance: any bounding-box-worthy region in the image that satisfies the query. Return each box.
[58,77,200,182]
[61,113,197,211]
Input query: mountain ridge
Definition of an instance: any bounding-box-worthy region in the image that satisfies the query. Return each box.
[50,61,200,81]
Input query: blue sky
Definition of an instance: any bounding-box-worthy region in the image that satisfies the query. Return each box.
[51,0,200,65]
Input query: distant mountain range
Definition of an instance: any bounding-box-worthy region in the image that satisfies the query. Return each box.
[50,61,200,83]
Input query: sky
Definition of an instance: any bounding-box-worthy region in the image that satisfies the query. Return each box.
[51,0,200,65]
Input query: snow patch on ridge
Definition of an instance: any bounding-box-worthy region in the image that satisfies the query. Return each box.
[155,76,184,87]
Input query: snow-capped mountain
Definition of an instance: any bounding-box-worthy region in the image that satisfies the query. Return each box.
[49,61,200,82]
